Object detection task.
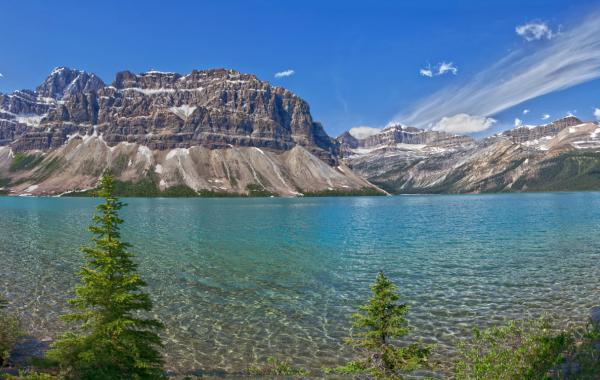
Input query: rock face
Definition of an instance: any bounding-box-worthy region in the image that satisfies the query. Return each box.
[0,67,381,196]
[340,116,600,193]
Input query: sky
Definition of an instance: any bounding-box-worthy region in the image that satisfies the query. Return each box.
[1,0,600,138]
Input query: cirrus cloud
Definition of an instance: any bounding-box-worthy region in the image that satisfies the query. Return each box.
[274,69,295,78]
[395,11,600,133]
[431,113,496,134]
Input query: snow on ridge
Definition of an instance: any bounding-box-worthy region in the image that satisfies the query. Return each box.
[169,105,197,120]
[15,114,46,127]
[144,70,177,75]
[123,87,176,95]
[137,145,153,163]
[166,148,190,160]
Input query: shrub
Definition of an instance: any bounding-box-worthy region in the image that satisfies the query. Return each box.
[454,318,571,380]
[47,174,165,379]
[0,297,22,367]
[247,357,309,376]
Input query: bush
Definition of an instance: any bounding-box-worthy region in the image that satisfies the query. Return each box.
[454,318,571,380]
[0,297,22,367]
[4,371,63,379]
[247,357,309,376]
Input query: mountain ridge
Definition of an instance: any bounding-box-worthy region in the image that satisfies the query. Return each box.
[0,67,381,197]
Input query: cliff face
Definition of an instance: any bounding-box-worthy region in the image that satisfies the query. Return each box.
[339,117,600,193]
[0,67,381,196]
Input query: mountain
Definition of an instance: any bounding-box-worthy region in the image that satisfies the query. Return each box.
[0,67,381,196]
[339,116,600,193]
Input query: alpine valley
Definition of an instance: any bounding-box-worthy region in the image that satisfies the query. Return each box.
[1,66,600,197]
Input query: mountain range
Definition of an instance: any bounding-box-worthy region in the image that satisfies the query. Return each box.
[1,67,599,197]
[338,116,600,193]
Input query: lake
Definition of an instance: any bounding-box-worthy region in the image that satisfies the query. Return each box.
[1,193,599,376]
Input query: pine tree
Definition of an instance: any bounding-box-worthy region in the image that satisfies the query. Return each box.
[48,174,165,379]
[343,272,430,379]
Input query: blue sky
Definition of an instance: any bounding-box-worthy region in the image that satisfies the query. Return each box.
[1,0,600,137]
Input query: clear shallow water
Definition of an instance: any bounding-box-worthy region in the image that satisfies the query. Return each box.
[1,193,599,376]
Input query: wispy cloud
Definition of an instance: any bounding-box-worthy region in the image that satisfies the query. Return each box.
[274,69,295,78]
[420,62,458,78]
[432,114,496,134]
[516,22,555,41]
[0,73,3,78]
[348,126,382,139]
[542,114,550,120]
[395,11,600,132]
[514,118,523,127]
[523,109,530,114]
[594,108,600,120]
[419,67,433,77]
[437,62,458,75]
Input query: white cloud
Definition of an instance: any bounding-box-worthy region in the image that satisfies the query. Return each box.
[523,109,530,114]
[419,68,433,77]
[394,12,600,130]
[516,22,555,41]
[274,69,295,78]
[566,111,577,117]
[0,73,3,78]
[542,114,550,120]
[348,126,382,139]
[431,113,496,134]
[420,62,458,78]
[514,118,523,127]
[437,62,458,75]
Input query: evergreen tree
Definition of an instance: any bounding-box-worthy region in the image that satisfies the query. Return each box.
[342,272,430,379]
[48,174,164,379]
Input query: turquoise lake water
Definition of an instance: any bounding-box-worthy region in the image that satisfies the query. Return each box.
[1,193,599,376]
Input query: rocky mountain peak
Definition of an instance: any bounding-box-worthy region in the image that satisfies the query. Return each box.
[36,67,105,99]
[501,115,583,143]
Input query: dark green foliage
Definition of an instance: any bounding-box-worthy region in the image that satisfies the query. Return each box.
[3,371,63,379]
[245,184,274,197]
[64,178,198,198]
[30,157,66,183]
[247,357,309,376]
[303,187,385,197]
[341,272,430,379]
[110,155,129,176]
[9,153,44,172]
[0,297,22,367]
[512,151,600,192]
[47,174,165,379]
[454,318,571,380]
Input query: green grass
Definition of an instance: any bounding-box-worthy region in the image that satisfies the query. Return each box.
[9,153,44,172]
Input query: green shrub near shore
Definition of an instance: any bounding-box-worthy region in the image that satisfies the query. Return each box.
[0,297,22,368]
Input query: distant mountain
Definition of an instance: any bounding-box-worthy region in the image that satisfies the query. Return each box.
[339,116,600,193]
[0,67,381,196]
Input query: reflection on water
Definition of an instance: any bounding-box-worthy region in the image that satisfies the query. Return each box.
[0,193,599,375]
